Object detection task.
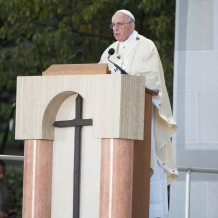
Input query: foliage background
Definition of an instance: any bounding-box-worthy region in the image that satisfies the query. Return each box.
[2,166,23,218]
[0,0,175,217]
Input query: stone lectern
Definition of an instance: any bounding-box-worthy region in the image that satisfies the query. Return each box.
[15,64,155,218]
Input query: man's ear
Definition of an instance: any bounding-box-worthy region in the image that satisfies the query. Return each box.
[131,23,135,32]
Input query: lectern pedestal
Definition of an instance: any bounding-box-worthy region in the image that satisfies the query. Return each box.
[15,67,154,218]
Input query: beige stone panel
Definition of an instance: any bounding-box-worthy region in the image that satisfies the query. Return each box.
[120,75,145,139]
[15,75,145,140]
[92,75,145,140]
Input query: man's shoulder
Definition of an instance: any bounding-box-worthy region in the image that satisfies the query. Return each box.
[100,41,117,61]
[135,34,159,55]
[104,41,117,52]
[137,34,156,47]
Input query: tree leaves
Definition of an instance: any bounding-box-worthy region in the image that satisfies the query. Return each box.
[0,2,175,215]
[3,166,23,218]
[0,0,175,147]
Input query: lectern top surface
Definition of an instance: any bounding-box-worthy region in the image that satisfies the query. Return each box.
[42,63,110,76]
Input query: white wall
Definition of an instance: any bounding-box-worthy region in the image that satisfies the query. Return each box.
[170,0,218,217]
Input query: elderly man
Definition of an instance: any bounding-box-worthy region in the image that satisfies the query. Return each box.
[100,10,178,218]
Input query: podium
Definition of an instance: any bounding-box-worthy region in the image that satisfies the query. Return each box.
[15,64,156,218]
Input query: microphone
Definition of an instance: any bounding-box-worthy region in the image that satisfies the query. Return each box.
[107,48,128,74]
[62,50,83,64]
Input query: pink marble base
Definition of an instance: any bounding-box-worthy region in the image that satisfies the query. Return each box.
[99,139,134,218]
[22,140,53,218]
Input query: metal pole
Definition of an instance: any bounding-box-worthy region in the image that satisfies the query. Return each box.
[0,155,24,161]
[176,166,218,217]
[185,170,191,218]
[178,166,218,174]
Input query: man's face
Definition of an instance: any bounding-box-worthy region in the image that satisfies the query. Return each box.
[0,165,5,182]
[112,12,134,42]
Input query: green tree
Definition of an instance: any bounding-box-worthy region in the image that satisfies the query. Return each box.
[2,166,23,218]
[0,0,175,149]
[0,0,175,141]
[0,1,175,216]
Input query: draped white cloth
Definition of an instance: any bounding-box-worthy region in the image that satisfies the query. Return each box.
[150,105,168,218]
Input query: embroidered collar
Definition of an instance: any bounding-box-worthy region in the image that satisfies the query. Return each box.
[119,30,138,48]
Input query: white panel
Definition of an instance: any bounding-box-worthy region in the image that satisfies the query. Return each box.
[208,182,218,218]
[198,91,218,142]
[174,51,218,91]
[186,0,214,51]
[51,95,101,218]
[173,143,218,171]
[175,0,189,51]
[172,1,218,217]
[170,180,207,218]
[214,0,218,50]
[173,90,197,143]
[175,0,214,51]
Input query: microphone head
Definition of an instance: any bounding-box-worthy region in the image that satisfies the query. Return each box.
[75,50,83,57]
[108,48,115,56]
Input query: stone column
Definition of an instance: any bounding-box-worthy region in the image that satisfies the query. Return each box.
[99,139,134,218]
[22,140,53,218]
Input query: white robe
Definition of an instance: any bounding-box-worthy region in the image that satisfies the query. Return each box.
[150,105,168,217]
[100,30,178,217]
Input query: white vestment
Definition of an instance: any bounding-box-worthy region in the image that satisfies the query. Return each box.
[100,30,178,217]
[149,105,168,217]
